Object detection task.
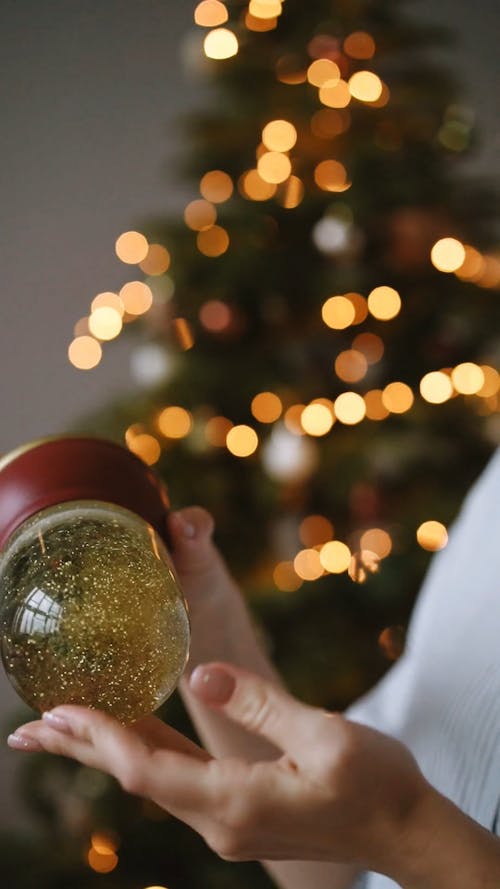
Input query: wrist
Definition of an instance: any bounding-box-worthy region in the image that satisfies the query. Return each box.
[388,784,500,889]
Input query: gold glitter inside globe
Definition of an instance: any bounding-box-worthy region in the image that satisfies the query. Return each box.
[0,501,190,724]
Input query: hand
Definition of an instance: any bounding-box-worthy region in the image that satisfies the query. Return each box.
[8,662,429,879]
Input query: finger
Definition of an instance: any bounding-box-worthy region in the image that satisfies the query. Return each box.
[167,507,216,578]
[189,663,327,761]
[130,715,212,761]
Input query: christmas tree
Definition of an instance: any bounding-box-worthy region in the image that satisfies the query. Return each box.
[4,0,499,885]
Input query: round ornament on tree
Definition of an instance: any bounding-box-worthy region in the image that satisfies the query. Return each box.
[0,437,190,724]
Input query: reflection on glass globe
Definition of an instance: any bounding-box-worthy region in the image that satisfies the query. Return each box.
[0,501,189,724]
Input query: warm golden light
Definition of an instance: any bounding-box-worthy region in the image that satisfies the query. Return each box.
[364,389,389,420]
[194,0,228,27]
[322,295,356,329]
[157,406,193,439]
[251,391,283,423]
[273,561,302,592]
[197,225,230,257]
[73,317,90,337]
[360,529,392,559]
[301,403,334,436]
[68,336,102,370]
[184,199,217,231]
[119,281,153,315]
[311,108,351,139]
[226,425,259,457]
[319,79,351,108]
[284,404,307,435]
[139,243,171,276]
[277,175,304,209]
[346,292,368,325]
[416,520,448,552]
[203,28,239,59]
[307,59,340,87]
[348,550,380,583]
[314,160,349,192]
[173,317,194,350]
[275,54,307,84]
[382,382,414,414]
[334,392,366,424]
[91,832,119,855]
[352,332,384,364]
[334,349,368,383]
[262,119,297,152]
[367,285,401,320]
[294,548,324,581]
[343,31,376,59]
[249,0,282,18]
[431,238,466,273]
[91,291,125,317]
[257,151,292,184]
[127,433,161,465]
[239,169,277,200]
[419,371,454,404]
[451,362,485,395]
[477,365,500,397]
[299,515,334,547]
[200,170,234,203]
[88,306,123,341]
[199,300,232,332]
[115,230,149,264]
[455,245,485,281]
[87,847,118,874]
[245,10,278,31]
[205,415,233,446]
[320,540,351,573]
[348,71,383,102]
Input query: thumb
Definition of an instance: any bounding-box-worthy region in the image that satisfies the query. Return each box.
[166,507,216,578]
[189,662,322,759]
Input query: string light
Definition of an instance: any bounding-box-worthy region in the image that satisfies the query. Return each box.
[430,237,466,272]
[157,406,193,439]
[68,336,102,370]
[203,28,239,60]
[139,244,171,276]
[127,433,161,465]
[88,306,123,341]
[382,382,414,414]
[91,292,125,317]
[275,54,307,84]
[194,0,228,27]
[345,292,368,324]
[245,11,278,31]
[416,520,448,551]
[199,299,232,332]
[352,332,384,363]
[301,403,334,436]
[364,389,389,420]
[367,285,401,320]
[172,317,194,350]
[420,371,454,404]
[115,231,148,264]
[284,404,307,434]
[334,349,368,383]
[197,225,230,256]
[311,108,351,139]
[451,363,485,395]
[319,540,351,573]
[87,847,118,874]
[251,391,283,423]
[348,550,380,583]
[348,71,383,102]
[294,548,324,581]
[344,31,376,59]
[205,415,233,446]
[378,626,406,661]
[334,392,366,424]
[360,529,392,559]
[200,170,233,203]
[73,317,90,336]
[273,561,302,592]
[314,159,350,192]
[119,281,153,315]
[307,59,340,87]
[319,79,351,108]
[477,366,500,397]
[239,169,277,200]
[299,515,334,547]
[262,119,297,152]
[257,151,292,184]
[184,199,217,231]
[226,425,259,456]
[322,295,356,329]
[249,0,282,18]
[277,175,304,208]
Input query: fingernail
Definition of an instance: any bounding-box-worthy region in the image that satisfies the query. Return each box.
[42,711,72,733]
[189,666,236,705]
[177,512,196,539]
[7,733,43,752]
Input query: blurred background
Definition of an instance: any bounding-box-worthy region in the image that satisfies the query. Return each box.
[0,1,499,886]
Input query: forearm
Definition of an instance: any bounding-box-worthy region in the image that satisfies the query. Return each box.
[390,785,500,889]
